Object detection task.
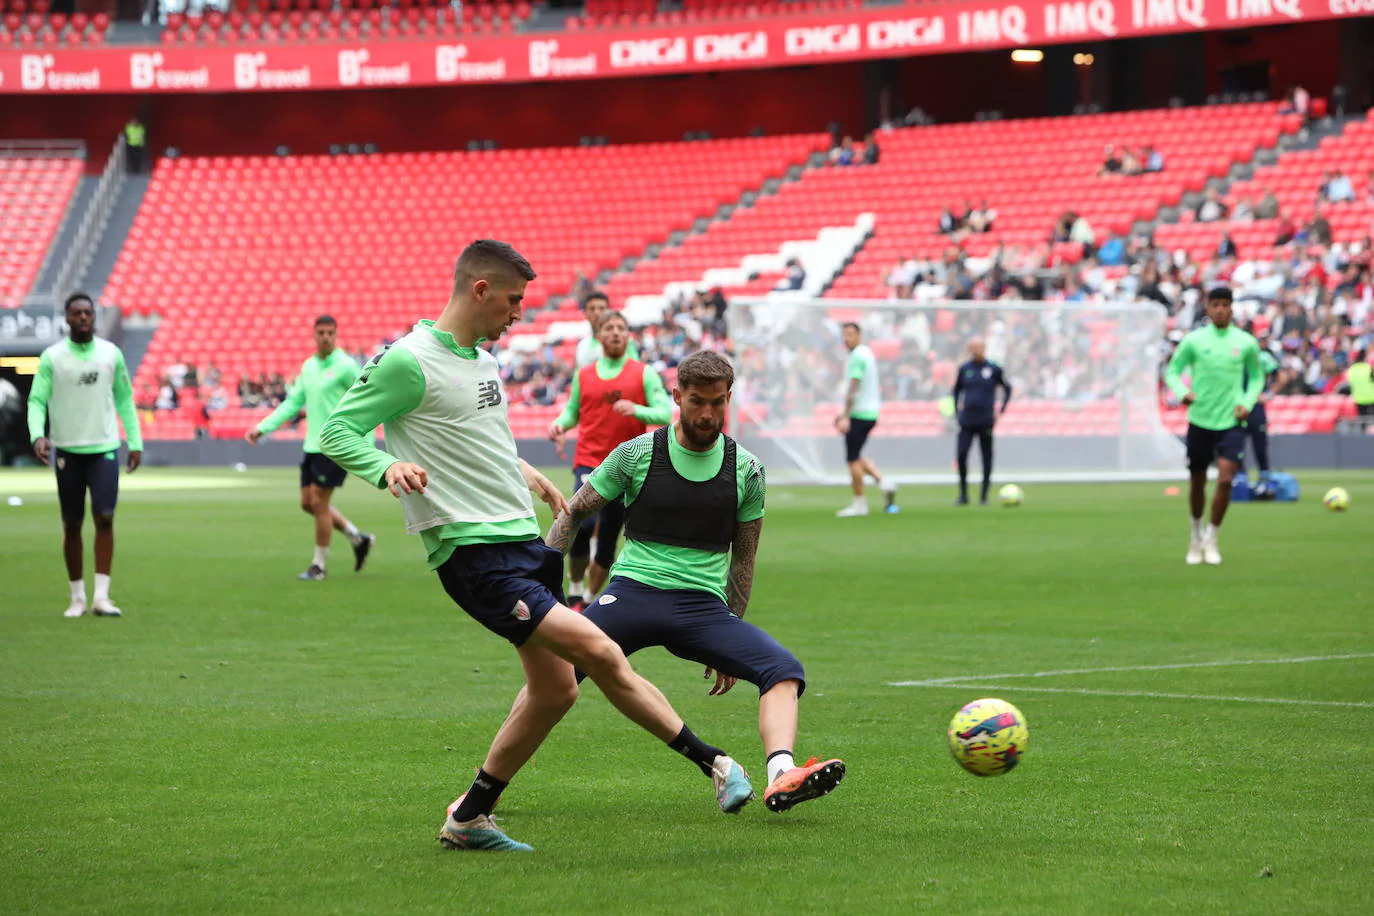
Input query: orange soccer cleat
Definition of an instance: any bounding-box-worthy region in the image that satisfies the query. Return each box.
[763,757,846,813]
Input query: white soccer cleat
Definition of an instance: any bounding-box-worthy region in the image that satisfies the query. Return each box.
[1185,538,1203,566]
[91,597,123,617]
[1202,537,1222,566]
[63,600,87,618]
[836,503,869,518]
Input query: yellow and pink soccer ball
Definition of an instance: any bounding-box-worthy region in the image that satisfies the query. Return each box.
[947,698,1029,777]
[1323,487,1350,512]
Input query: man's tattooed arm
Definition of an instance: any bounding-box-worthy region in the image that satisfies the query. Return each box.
[546,484,611,554]
[726,518,763,619]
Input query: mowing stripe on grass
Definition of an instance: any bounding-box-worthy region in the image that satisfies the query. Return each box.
[888,682,1374,709]
[891,652,1374,687]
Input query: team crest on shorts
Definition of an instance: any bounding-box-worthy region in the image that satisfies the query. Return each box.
[56,457,65,470]
[598,594,617,605]
[511,599,531,621]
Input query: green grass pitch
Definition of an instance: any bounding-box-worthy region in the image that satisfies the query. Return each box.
[2,465,1371,914]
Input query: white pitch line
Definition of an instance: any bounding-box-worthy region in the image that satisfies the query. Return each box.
[891,682,1374,709]
[890,652,1374,687]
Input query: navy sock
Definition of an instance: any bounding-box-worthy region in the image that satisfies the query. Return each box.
[668,725,724,777]
[451,768,508,822]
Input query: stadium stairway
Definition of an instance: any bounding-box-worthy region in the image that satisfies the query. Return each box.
[77,174,152,298]
[28,174,97,295]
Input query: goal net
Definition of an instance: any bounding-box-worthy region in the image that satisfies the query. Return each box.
[726,298,1185,484]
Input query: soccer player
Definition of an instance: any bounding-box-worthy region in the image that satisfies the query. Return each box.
[245,315,375,581]
[320,240,751,852]
[573,290,639,368]
[1242,334,1282,495]
[833,322,897,517]
[1165,287,1264,566]
[547,310,671,608]
[542,349,846,813]
[27,293,142,618]
[952,338,1012,506]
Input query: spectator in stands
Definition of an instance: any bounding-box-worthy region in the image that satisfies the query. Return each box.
[1257,190,1281,220]
[183,363,199,391]
[1232,196,1255,221]
[966,200,996,234]
[862,132,880,166]
[1098,146,1122,176]
[1120,148,1143,176]
[1070,212,1096,251]
[1275,365,1314,395]
[939,207,959,235]
[885,256,919,300]
[1143,146,1165,173]
[1324,170,1356,203]
[1196,188,1228,223]
[155,377,179,411]
[1280,84,1311,118]
[1051,212,1074,244]
[830,137,857,167]
[124,118,147,175]
[1308,211,1333,246]
[1217,232,1238,260]
[774,259,806,291]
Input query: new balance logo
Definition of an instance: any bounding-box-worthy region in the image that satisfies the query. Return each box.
[77,371,99,385]
[476,380,502,409]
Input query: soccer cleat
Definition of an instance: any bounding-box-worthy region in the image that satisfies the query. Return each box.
[1203,536,1222,566]
[91,597,122,617]
[1186,538,1203,566]
[764,757,846,814]
[297,564,326,581]
[352,533,376,572]
[836,504,869,518]
[710,755,754,814]
[63,600,87,618]
[438,811,533,852]
[881,481,899,514]
[954,497,970,507]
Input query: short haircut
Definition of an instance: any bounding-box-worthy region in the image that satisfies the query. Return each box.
[314,314,337,327]
[452,239,536,296]
[598,310,628,330]
[64,292,94,311]
[583,290,610,309]
[1206,286,1234,303]
[676,350,735,391]
[842,322,861,334]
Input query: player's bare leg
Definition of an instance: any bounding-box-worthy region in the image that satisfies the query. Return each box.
[1187,471,1208,565]
[837,460,870,517]
[586,560,611,598]
[89,513,122,617]
[759,679,845,813]
[1204,458,1238,565]
[297,485,332,580]
[61,519,86,617]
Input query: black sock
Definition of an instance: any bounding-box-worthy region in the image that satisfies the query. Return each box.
[451,768,508,822]
[668,724,725,777]
[981,477,991,501]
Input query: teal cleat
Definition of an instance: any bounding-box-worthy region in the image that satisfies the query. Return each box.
[438,813,534,852]
[711,755,755,814]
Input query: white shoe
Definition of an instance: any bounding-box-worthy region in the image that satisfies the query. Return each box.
[836,503,869,518]
[1202,537,1222,566]
[1186,538,1203,565]
[63,600,87,618]
[91,597,123,617]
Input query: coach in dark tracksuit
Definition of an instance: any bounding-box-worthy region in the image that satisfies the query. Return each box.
[952,338,1012,505]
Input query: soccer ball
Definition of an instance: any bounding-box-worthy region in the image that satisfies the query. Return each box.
[948,698,1029,777]
[998,484,1024,507]
[1323,487,1351,512]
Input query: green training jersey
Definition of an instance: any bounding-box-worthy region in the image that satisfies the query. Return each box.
[847,344,881,421]
[1166,324,1263,431]
[27,337,142,453]
[588,428,765,603]
[320,321,538,569]
[555,354,673,430]
[257,349,361,454]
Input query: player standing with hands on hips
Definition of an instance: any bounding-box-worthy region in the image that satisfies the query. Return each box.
[1165,287,1263,566]
[321,241,751,852]
[952,338,1012,506]
[27,293,142,618]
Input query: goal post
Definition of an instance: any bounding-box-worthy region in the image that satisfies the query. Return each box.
[726,298,1186,485]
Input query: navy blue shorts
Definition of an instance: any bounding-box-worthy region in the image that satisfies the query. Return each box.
[1186,424,1246,473]
[300,452,347,490]
[435,540,567,647]
[54,448,120,524]
[580,577,806,696]
[844,418,877,463]
[570,464,625,568]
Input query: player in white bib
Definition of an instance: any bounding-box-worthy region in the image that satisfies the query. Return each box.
[321,241,751,852]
